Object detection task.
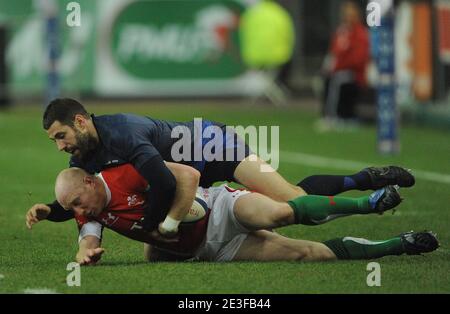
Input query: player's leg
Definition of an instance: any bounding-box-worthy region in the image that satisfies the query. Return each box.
[233,230,337,262]
[233,155,415,201]
[297,166,415,196]
[233,192,295,230]
[220,127,414,199]
[323,231,439,259]
[233,185,402,229]
[233,155,306,201]
[287,185,402,225]
[233,230,439,262]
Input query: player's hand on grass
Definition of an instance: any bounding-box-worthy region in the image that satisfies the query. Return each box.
[26,204,51,229]
[77,248,105,266]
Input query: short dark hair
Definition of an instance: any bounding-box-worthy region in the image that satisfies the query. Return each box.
[43,98,90,130]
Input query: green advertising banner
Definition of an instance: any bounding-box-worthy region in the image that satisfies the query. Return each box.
[95,0,268,97]
[110,0,245,80]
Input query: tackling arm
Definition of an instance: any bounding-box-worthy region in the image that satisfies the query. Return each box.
[138,155,178,231]
[158,162,200,236]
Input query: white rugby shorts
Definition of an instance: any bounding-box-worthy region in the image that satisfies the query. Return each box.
[195,185,251,262]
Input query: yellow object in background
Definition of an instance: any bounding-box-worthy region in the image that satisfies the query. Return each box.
[239,0,295,68]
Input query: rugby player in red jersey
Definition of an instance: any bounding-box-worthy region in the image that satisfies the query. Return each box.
[34,164,438,265]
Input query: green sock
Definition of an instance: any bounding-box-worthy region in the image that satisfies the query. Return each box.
[287,195,371,225]
[323,237,405,260]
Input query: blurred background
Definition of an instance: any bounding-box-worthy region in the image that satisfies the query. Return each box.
[0,0,449,135]
[1,1,449,294]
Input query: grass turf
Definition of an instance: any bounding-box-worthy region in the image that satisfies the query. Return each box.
[0,102,449,293]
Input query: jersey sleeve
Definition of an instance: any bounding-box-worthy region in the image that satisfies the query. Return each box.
[140,156,177,231]
[75,215,103,243]
[46,200,75,222]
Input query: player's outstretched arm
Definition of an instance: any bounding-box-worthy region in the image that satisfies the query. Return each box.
[45,200,75,221]
[25,204,51,229]
[76,235,104,266]
[26,201,74,229]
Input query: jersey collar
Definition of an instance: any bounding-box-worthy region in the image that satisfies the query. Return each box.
[97,173,112,207]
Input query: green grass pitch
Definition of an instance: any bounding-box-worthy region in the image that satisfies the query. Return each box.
[0,102,449,293]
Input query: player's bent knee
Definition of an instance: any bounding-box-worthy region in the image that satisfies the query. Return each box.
[288,244,336,262]
[303,244,337,262]
[291,183,307,196]
[270,203,294,227]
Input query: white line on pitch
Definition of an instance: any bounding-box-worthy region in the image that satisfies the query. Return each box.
[23,288,59,294]
[280,151,450,185]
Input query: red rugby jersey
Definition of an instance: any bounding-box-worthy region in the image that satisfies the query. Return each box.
[75,164,209,257]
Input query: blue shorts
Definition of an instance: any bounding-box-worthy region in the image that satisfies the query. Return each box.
[189,121,252,188]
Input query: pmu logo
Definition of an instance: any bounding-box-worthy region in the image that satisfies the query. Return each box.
[115,4,239,63]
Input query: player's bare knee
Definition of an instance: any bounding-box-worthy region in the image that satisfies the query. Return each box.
[289,244,326,262]
[270,203,294,227]
[291,184,307,196]
[290,246,311,261]
[305,244,337,262]
[317,245,338,261]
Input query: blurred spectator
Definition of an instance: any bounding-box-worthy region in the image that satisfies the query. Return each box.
[318,0,370,130]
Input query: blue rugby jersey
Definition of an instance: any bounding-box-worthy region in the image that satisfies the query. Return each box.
[69,113,223,174]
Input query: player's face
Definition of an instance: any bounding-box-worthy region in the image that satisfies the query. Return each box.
[64,185,104,218]
[47,121,79,155]
[47,120,97,160]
